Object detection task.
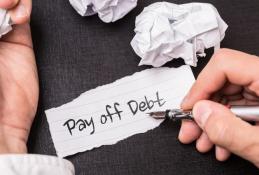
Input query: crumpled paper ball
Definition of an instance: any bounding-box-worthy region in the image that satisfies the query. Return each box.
[131,2,228,67]
[69,0,138,23]
[0,9,12,38]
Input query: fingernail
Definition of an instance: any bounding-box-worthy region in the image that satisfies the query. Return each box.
[178,127,184,139]
[193,103,212,128]
[16,4,28,18]
[181,92,190,106]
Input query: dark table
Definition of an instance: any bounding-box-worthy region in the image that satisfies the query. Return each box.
[28,0,259,174]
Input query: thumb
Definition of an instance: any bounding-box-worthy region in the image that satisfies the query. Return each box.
[193,100,259,166]
[8,0,32,25]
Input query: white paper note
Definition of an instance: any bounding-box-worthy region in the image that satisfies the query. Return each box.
[45,66,195,157]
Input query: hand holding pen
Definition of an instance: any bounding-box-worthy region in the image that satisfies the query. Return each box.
[148,106,259,122]
[153,49,259,167]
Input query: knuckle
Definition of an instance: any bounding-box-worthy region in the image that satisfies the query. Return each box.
[254,153,259,168]
[212,48,231,62]
[246,144,259,168]
[210,48,232,71]
[244,129,259,167]
[247,143,259,168]
[255,91,259,97]
[249,81,259,97]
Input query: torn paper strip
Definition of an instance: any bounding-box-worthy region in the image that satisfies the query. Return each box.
[131,2,228,67]
[69,0,137,23]
[0,9,12,38]
[45,65,195,157]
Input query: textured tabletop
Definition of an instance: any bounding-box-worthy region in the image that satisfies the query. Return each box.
[28,0,259,174]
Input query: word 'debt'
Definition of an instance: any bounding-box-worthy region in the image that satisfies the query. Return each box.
[63,91,166,136]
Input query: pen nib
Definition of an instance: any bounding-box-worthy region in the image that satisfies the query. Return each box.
[148,109,193,121]
[147,111,166,119]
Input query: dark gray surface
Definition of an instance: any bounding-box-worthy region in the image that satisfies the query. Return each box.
[28,0,259,174]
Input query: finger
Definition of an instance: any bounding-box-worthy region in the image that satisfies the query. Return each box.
[210,92,223,103]
[1,23,32,48]
[224,94,243,101]
[244,87,259,96]
[221,84,242,96]
[193,100,259,167]
[8,0,31,24]
[215,84,243,103]
[0,0,19,9]
[196,132,213,153]
[243,91,259,101]
[178,120,201,144]
[228,99,259,106]
[216,146,231,161]
[181,48,259,110]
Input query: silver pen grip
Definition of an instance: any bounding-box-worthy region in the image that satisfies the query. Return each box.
[230,106,259,122]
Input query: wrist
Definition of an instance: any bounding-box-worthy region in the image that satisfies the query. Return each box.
[0,143,10,153]
[0,138,27,154]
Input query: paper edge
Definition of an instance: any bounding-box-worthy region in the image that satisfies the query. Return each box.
[46,65,194,157]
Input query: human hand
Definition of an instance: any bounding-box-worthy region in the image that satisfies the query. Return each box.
[0,0,38,153]
[179,49,259,167]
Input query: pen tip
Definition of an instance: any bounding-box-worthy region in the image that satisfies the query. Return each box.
[146,111,166,119]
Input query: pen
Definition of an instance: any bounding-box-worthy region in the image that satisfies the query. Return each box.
[148,106,259,122]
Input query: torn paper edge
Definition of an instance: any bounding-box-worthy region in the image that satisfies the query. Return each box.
[45,66,194,157]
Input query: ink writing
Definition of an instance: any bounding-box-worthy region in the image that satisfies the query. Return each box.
[63,91,166,136]
[63,117,95,136]
[127,91,166,115]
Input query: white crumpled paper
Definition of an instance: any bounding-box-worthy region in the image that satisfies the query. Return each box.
[69,0,138,23]
[131,2,228,67]
[0,9,12,38]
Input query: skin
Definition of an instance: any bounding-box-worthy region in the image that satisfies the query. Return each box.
[0,0,258,169]
[0,0,38,153]
[179,48,259,167]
